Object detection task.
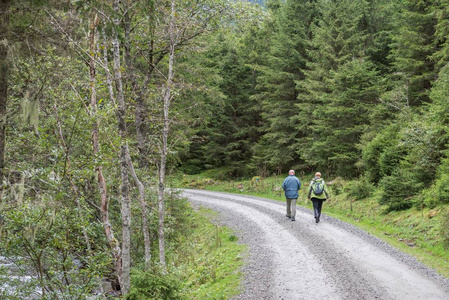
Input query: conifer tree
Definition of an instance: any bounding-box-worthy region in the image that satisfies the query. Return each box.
[194,33,259,177]
[389,0,438,106]
[433,0,449,69]
[251,0,318,172]
[297,0,383,176]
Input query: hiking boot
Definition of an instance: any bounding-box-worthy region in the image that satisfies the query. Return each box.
[291,217,295,221]
[286,214,291,219]
[316,216,320,223]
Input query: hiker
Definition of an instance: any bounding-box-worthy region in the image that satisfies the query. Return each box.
[282,170,301,221]
[308,172,329,223]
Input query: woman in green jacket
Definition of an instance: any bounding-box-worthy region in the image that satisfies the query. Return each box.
[308,172,329,223]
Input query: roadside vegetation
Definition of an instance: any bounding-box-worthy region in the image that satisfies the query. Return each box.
[0,190,244,299]
[127,201,245,300]
[175,171,449,278]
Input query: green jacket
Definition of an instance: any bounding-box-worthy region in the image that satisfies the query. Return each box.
[308,178,329,200]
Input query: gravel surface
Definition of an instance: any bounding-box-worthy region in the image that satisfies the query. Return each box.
[182,189,449,300]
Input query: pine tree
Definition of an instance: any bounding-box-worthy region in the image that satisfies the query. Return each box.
[389,0,438,106]
[433,0,449,69]
[297,0,383,177]
[251,0,318,172]
[180,32,260,177]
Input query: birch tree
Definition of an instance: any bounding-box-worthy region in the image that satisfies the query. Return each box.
[111,0,132,292]
[157,0,176,270]
[0,0,10,180]
[122,1,152,266]
[88,11,124,292]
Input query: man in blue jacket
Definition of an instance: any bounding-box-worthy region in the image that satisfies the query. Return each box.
[282,170,301,221]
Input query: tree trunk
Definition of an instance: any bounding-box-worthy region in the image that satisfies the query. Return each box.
[89,13,122,292]
[158,0,176,271]
[125,147,151,266]
[112,0,131,294]
[123,5,152,266]
[0,0,11,180]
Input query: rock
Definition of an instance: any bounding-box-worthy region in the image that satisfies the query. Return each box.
[428,210,438,219]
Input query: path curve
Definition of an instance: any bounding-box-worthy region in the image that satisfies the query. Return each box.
[182,189,449,300]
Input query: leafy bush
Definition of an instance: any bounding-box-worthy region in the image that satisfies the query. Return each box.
[127,268,185,300]
[421,186,439,209]
[327,177,345,196]
[346,177,375,200]
[378,169,423,211]
[435,174,449,204]
[421,164,449,208]
[0,202,110,298]
[362,124,402,184]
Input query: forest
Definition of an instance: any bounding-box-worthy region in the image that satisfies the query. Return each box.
[1,0,449,298]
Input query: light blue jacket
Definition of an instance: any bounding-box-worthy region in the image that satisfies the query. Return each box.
[282,175,301,199]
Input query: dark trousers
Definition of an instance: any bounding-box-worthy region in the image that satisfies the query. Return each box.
[311,198,324,218]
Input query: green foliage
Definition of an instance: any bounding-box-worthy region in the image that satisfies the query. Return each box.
[422,171,449,208]
[388,0,438,106]
[433,0,449,69]
[0,201,110,298]
[295,0,388,177]
[327,177,345,196]
[249,0,317,172]
[308,58,382,177]
[346,177,375,201]
[179,30,262,177]
[378,168,423,211]
[127,268,184,300]
[175,208,245,300]
[362,124,402,183]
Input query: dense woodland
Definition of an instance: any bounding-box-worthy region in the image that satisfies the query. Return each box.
[1,0,449,298]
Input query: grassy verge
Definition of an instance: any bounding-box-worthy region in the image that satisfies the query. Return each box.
[175,207,246,299]
[172,172,449,278]
[128,196,245,300]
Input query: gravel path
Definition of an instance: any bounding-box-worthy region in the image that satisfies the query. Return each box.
[182,189,449,300]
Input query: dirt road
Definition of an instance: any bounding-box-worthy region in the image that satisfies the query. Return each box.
[182,189,449,300]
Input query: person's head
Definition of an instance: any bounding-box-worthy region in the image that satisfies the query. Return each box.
[315,172,321,178]
[289,170,295,175]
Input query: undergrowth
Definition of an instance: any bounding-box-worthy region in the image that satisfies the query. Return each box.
[128,202,245,300]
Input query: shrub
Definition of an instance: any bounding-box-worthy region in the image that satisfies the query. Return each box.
[435,172,449,205]
[346,177,375,201]
[378,169,422,211]
[421,186,439,209]
[327,177,345,196]
[127,268,185,300]
[422,174,449,208]
[361,124,401,184]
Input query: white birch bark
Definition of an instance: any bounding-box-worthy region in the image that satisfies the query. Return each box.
[123,6,152,266]
[112,0,132,293]
[0,0,11,180]
[89,13,122,292]
[158,0,176,270]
